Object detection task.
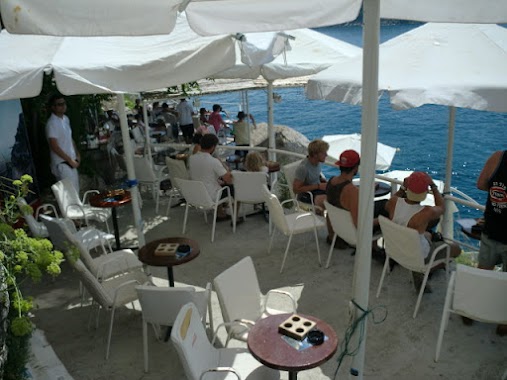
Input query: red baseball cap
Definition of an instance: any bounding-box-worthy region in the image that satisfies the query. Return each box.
[337,150,360,168]
[406,172,431,201]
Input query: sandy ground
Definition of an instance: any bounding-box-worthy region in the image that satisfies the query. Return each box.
[23,192,506,380]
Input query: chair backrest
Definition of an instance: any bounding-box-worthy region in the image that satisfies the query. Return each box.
[17,198,47,237]
[175,178,215,209]
[71,258,113,308]
[324,200,357,246]
[51,178,83,217]
[282,160,302,202]
[452,264,507,323]
[213,256,263,325]
[261,185,289,234]
[379,215,425,271]
[131,126,145,144]
[136,285,196,325]
[232,171,268,203]
[40,215,97,273]
[171,303,218,380]
[165,156,190,186]
[133,156,157,182]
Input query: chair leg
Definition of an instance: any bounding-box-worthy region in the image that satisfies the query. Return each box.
[413,270,431,319]
[182,205,189,234]
[313,226,321,266]
[325,234,337,268]
[233,200,238,233]
[143,320,149,372]
[376,257,390,298]
[106,307,116,360]
[280,233,294,273]
[211,205,219,242]
[155,183,160,213]
[435,275,454,362]
[268,228,276,253]
[166,192,174,216]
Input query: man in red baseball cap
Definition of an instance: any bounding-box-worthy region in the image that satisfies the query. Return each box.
[385,171,461,291]
[326,150,387,253]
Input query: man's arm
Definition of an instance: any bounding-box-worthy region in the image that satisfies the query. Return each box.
[477,151,502,191]
[293,178,326,194]
[426,182,444,220]
[48,138,80,169]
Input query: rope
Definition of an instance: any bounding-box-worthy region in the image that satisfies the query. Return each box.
[333,299,387,379]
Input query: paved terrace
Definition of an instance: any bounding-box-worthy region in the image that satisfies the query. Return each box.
[24,193,506,380]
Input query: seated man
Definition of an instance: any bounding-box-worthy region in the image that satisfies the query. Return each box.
[384,171,461,291]
[188,134,233,221]
[293,139,329,209]
[326,150,386,252]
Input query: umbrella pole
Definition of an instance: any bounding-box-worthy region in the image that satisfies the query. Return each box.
[350,1,380,379]
[117,93,146,247]
[442,106,456,240]
[267,80,276,162]
[142,98,152,163]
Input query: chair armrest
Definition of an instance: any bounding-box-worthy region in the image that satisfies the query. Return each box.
[211,320,255,346]
[265,289,297,313]
[215,185,231,203]
[35,203,59,219]
[111,278,143,304]
[95,256,138,280]
[425,242,451,269]
[280,198,298,209]
[82,190,100,204]
[66,203,90,225]
[200,367,240,380]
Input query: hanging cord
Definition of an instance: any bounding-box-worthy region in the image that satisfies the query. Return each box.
[333,299,387,379]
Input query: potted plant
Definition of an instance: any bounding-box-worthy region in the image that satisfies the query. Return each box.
[0,175,64,380]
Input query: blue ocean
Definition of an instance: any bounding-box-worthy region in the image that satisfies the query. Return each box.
[199,21,507,219]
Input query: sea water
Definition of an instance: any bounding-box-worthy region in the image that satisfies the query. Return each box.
[198,21,507,220]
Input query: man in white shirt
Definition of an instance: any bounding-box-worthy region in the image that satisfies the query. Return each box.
[188,134,233,221]
[45,95,81,193]
[176,98,195,144]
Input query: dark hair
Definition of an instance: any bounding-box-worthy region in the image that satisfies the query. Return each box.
[212,104,221,112]
[192,133,203,145]
[199,107,207,114]
[162,102,169,109]
[200,134,219,149]
[48,94,64,107]
[237,111,246,119]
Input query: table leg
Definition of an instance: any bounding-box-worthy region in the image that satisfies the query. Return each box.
[111,207,121,250]
[289,371,298,380]
[167,267,175,287]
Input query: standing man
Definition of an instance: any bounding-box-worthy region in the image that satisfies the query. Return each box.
[293,139,329,209]
[176,98,195,144]
[476,150,507,336]
[232,111,256,157]
[46,95,80,193]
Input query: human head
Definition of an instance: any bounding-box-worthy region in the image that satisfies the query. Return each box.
[406,171,431,202]
[307,139,329,162]
[237,111,246,120]
[200,133,219,151]
[162,102,169,110]
[199,107,207,115]
[192,133,203,145]
[212,104,221,112]
[244,151,265,172]
[49,94,66,116]
[337,149,360,173]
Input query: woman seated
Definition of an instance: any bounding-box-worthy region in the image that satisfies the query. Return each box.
[244,151,268,173]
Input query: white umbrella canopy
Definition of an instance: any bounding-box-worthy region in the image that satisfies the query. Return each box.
[307,23,507,112]
[323,133,397,171]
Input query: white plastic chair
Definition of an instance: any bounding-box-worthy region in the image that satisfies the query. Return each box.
[261,185,326,273]
[231,170,268,233]
[435,264,507,362]
[68,258,149,360]
[376,215,451,318]
[164,156,190,216]
[213,256,297,346]
[175,178,233,243]
[282,160,324,215]
[133,155,170,213]
[135,283,212,372]
[40,215,142,281]
[51,178,111,230]
[16,197,59,238]
[171,302,280,380]
[324,200,382,268]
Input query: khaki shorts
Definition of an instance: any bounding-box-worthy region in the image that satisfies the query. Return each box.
[478,233,507,271]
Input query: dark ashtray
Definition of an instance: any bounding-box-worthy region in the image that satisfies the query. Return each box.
[177,244,191,254]
[307,329,324,345]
